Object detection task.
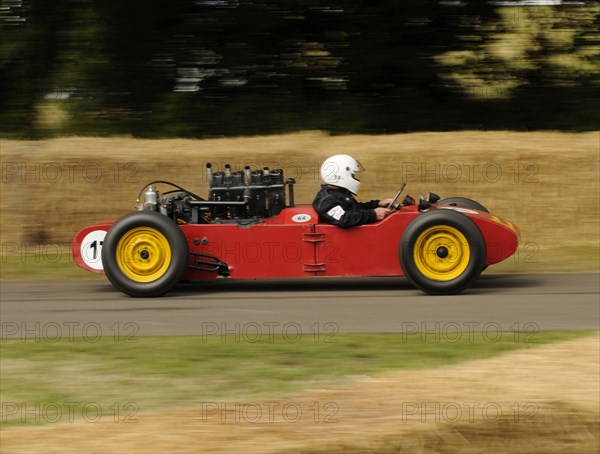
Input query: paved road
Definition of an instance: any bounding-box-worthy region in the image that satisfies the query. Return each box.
[0,274,598,339]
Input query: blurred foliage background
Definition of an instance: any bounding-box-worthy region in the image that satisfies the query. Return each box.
[0,0,598,138]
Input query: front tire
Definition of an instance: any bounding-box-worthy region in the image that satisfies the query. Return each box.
[400,210,486,294]
[102,211,188,297]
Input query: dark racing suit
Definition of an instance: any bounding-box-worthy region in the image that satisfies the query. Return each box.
[313,185,380,228]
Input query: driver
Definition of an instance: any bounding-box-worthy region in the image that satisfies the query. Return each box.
[313,154,393,228]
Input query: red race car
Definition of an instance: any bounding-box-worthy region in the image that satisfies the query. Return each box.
[72,163,519,297]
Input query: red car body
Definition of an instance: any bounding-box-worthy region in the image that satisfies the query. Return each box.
[73,204,518,281]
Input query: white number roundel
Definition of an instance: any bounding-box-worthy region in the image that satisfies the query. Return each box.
[80,230,107,270]
[291,213,312,223]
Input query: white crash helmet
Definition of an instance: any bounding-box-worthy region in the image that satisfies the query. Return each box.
[320,154,363,195]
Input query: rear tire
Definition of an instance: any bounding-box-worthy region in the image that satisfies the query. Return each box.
[102,211,188,297]
[437,197,489,213]
[400,210,486,294]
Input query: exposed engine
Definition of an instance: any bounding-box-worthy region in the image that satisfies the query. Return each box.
[135,163,295,225]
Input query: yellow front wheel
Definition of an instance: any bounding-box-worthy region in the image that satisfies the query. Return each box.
[413,226,470,281]
[400,210,486,295]
[102,212,188,297]
[116,227,172,283]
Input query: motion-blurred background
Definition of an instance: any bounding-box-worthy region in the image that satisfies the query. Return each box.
[1,0,598,138]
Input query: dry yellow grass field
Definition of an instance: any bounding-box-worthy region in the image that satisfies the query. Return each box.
[1,133,598,451]
[1,131,598,273]
[1,335,598,453]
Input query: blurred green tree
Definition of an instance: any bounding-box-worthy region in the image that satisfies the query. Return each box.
[0,0,597,138]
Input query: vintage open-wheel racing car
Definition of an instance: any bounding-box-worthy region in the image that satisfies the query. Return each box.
[72,163,519,297]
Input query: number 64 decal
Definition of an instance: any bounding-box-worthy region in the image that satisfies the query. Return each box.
[80,230,107,270]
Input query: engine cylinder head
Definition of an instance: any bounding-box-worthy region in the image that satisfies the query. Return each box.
[212,172,224,187]
[250,170,262,184]
[232,171,244,186]
[270,169,283,184]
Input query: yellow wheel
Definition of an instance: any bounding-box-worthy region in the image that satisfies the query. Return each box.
[413,226,470,281]
[400,210,486,294]
[116,227,172,282]
[102,211,188,297]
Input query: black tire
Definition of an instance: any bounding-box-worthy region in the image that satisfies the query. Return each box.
[437,197,489,213]
[400,210,486,295]
[101,211,188,297]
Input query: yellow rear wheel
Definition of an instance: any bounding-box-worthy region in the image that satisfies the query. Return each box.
[413,226,470,281]
[116,227,172,283]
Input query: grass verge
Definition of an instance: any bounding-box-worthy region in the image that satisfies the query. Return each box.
[0,330,592,427]
[0,254,103,280]
[486,245,600,274]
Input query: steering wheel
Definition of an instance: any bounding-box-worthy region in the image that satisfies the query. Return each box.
[388,183,406,211]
